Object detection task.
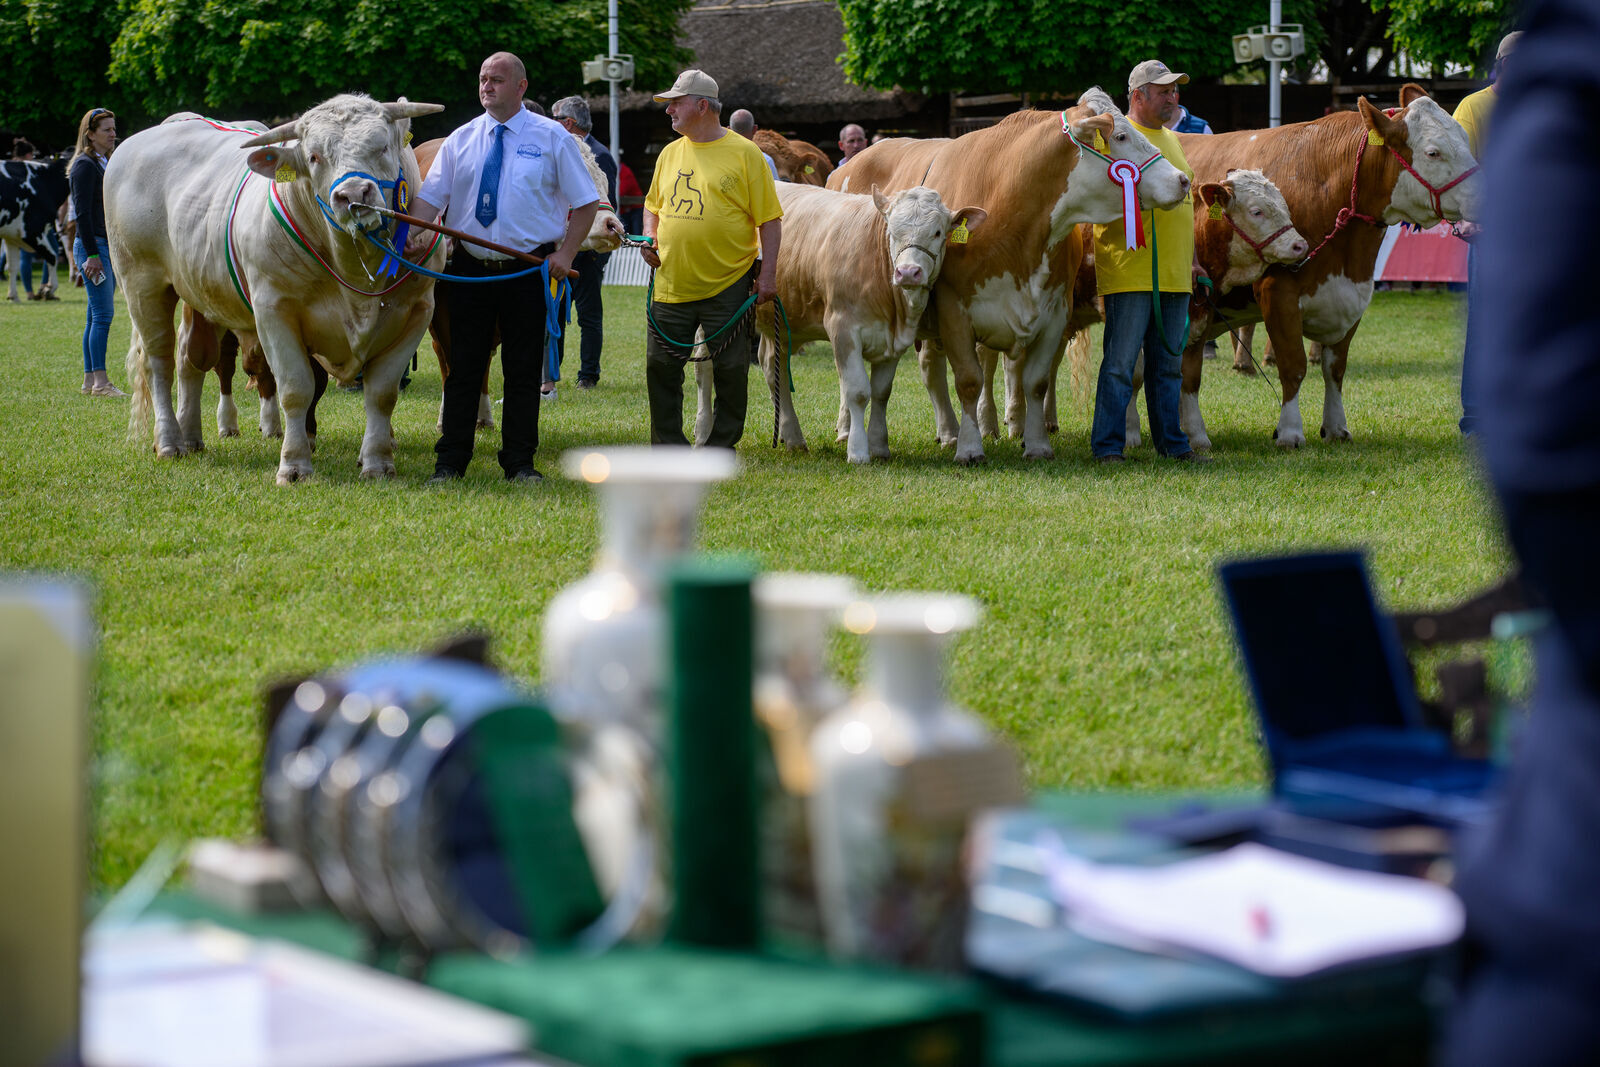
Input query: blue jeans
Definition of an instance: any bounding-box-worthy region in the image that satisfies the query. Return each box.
[557,248,611,383]
[75,236,115,374]
[19,248,34,294]
[1092,290,1191,457]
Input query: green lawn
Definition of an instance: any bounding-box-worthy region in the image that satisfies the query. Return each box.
[0,282,1508,887]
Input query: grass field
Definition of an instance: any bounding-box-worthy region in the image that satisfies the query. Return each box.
[0,280,1509,888]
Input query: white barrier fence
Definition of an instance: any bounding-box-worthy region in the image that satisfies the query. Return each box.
[601,245,652,288]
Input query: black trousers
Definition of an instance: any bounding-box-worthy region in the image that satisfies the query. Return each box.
[557,249,611,384]
[434,248,552,476]
[645,265,757,448]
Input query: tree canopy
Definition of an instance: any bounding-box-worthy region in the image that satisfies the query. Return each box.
[835,0,1518,98]
[0,0,693,146]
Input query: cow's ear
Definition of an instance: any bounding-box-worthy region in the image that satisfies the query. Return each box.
[1358,96,1400,146]
[1398,82,1430,108]
[1070,113,1114,144]
[871,183,889,215]
[952,206,987,234]
[247,144,307,183]
[1199,182,1230,209]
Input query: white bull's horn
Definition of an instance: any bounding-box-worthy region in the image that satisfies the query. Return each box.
[381,101,445,121]
[239,120,302,148]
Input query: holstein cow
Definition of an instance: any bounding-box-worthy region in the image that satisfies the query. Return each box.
[107,97,446,483]
[1115,169,1308,449]
[1177,85,1480,447]
[753,130,834,186]
[691,183,984,462]
[829,88,1189,463]
[1,158,69,302]
[413,133,624,430]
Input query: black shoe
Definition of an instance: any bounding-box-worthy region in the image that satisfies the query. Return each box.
[507,466,544,483]
[576,378,597,390]
[1171,451,1214,464]
[427,467,464,484]
[1096,453,1126,465]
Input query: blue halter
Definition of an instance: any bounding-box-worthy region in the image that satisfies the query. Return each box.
[317,168,411,277]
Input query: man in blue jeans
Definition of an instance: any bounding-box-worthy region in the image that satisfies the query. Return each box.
[551,95,617,391]
[1090,60,1208,464]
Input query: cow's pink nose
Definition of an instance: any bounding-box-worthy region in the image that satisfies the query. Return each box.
[1290,239,1308,257]
[895,262,925,286]
[1177,173,1191,194]
[331,178,378,212]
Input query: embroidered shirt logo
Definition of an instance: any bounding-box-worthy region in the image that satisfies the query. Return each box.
[516,144,542,160]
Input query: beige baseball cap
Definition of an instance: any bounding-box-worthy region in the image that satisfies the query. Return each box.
[1495,31,1523,61]
[1129,59,1189,92]
[654,69,719,101]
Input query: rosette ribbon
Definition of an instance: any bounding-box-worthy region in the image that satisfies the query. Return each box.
[1108,158,1145,250]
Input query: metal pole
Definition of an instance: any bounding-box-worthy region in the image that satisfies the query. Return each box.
[609,0,621,161]
[1269,0,1282,127]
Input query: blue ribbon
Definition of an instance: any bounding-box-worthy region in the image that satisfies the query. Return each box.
[541,261,572,384]
[315,167,411,276]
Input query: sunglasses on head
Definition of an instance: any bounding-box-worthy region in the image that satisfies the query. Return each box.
[87,108,111,123]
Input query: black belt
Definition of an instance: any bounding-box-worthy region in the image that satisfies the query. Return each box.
[454,242,558,274]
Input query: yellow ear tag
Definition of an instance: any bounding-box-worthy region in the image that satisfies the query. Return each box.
[949,219,970,245]
[404,130,413,146]
[804,164,815,174]
[1208,203,1225,220]
[274,164,298,184]
[1093,132,1107,152]
[1367,128,1385,147]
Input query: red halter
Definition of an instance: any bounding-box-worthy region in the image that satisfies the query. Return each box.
[1213,210,1299,264]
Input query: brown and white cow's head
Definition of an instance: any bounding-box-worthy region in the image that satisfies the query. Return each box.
[1199,169,1307,289]
[1360,86,1481,226]
[871,184,986,297]
[566,133,626,253]
[1060,88,1190,235]
[241,94,443,239]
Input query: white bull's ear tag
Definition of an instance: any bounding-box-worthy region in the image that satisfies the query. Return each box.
[1208,203,1225,220]
[404,130,413,146]
[949,219,970,245]
[275,163,299,184]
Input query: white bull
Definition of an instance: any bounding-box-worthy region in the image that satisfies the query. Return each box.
[107,94,445,483]
[692,184,985,462]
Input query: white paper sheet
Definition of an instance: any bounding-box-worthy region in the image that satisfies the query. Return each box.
[1039,839,1464,977]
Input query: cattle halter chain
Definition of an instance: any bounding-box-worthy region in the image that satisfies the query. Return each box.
[1061,113,1165,251]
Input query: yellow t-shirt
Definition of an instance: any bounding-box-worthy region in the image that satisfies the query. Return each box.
[1093,122,1195,296]
[1452,85,1496,160]
[645,131,783,302]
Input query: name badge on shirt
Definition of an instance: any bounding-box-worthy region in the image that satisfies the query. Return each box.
[516,144,543,160]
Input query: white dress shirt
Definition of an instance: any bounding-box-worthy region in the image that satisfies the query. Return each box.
[418,108,598,259]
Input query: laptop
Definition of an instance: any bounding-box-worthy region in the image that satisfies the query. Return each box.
[1217,550,1497,824]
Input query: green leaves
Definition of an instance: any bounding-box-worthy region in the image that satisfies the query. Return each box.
[0,0,693,144]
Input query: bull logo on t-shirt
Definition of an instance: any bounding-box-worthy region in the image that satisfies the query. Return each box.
[670,170,704,216]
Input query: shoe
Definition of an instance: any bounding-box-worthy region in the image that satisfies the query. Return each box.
[507,466,544,483]
[91,384,128,398]
[427,467,464,484]
[1171,451,1213,464]
[576,378,596,390]
[27,290,42,301]
[540,385,557,401]
[1096,454,1126,465]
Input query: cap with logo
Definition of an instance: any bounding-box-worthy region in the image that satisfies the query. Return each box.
[1128,59,1190,93]
[654,69,720,102]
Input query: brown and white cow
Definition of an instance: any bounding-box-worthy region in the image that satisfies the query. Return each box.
[753,130,834,186]
[1176,85,1480,447]
[829,88,1189,463]
[692,183,984,462]
[413,132,624,430]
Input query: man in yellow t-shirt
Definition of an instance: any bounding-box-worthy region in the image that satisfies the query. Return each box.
[1090,59,1206,463]
[641,69,782,448]
[1454,30,1520,436]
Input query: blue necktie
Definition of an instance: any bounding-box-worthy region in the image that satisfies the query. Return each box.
[476,124,505,227]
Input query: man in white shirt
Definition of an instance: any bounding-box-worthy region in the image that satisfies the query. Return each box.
[406,51,598,483]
